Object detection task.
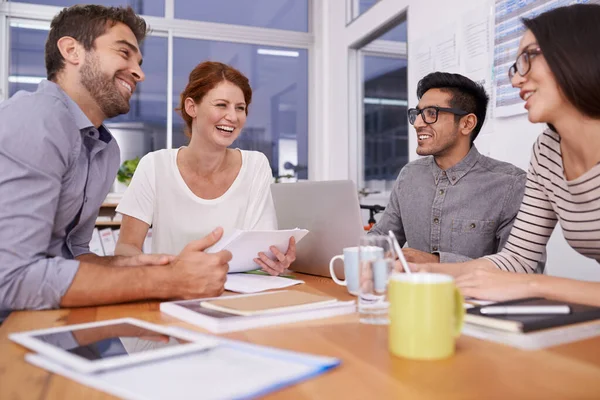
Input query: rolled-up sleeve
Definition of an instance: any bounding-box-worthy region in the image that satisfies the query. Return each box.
[0,95,80,312]
[68,212,96,258]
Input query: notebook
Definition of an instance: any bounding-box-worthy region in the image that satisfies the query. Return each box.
[465,297,600,333]
[205,228,309,273]
[200,291,337,316]
[160,292,356,333]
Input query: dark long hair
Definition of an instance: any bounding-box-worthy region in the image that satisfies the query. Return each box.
[523,4,600,123]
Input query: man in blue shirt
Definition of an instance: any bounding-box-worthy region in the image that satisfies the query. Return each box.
[0,5,231,320]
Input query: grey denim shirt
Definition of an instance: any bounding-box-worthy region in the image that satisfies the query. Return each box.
[370,146,527,262]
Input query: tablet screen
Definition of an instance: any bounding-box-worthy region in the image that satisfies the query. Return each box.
[32,323,191,361]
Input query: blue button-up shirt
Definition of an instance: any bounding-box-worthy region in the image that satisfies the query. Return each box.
[370,146,527,263]
[0,80,120,319]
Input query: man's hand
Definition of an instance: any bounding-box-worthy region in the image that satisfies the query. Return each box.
[455,263,535,301]
[254,237,297,276]
[401,248,440,264]
[167,227,232,299]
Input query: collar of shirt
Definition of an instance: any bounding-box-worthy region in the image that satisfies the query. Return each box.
[38,80,113,144]
[431,145,481,186]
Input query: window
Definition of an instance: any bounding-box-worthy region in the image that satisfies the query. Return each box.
[352,18,408,193]
[8,0,165,17]
[363,56,408,186]
[8,23,168,164]
[349,0,380,22]
[348,1,405,41]
[8,25,47,97]
[107,36,168,163]
[175,0,308,32]
[3,1,311,182]
[172,38,309,179]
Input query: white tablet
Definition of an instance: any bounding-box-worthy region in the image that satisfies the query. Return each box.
[9,318,217,374]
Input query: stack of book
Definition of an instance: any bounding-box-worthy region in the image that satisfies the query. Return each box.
[160,290,356,333]
[463,298,600,350]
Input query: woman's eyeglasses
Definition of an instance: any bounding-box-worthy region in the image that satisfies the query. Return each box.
[508,47,542,79]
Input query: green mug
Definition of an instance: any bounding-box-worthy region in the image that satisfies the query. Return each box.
[388,272,464,360]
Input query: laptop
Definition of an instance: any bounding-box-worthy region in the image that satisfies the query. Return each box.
[271,180,364,278]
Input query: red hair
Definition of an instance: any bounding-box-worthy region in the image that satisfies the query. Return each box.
[176,61,252,138]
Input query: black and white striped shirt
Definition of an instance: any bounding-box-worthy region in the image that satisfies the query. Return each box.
[485,129,600,273]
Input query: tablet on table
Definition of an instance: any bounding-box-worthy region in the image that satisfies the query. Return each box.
[9,317,216,374]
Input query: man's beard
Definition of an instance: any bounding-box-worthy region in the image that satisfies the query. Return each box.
[80,52,131,119]
[415,126,459,157]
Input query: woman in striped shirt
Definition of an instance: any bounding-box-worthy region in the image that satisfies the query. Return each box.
[414,4,600,306]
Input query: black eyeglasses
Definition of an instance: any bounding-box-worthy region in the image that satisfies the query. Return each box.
[407,106,468,125]
[508,47,542,79]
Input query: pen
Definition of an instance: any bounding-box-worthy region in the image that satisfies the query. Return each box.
[480,305,571,315]
[388,230,411,274]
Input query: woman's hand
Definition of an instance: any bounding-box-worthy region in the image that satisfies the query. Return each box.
[455,265,536,301]
[254,237,297,276]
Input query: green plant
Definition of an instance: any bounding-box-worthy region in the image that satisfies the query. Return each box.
[117,157,140,186]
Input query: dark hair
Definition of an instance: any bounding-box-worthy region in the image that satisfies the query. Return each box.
[176,61,252,138]
[45,5,148,81]
[416,72,489,145]
[523,4,600,125]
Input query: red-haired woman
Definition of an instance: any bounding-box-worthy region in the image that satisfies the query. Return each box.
[115,61,295,276]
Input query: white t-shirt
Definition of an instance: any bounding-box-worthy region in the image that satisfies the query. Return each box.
[116,148,277,255]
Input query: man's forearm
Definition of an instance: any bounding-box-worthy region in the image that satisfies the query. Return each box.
[60,262,173,307]
[76,253,130,266]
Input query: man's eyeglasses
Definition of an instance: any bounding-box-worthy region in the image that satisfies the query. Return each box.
[407,106,468,125]
[508,47,542,79]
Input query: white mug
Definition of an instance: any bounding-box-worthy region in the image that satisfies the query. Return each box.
[329,246,383,295]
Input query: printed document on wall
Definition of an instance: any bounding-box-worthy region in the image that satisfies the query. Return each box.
[432,24,460,73]
[460,0,494,136]
[413,37,434,82]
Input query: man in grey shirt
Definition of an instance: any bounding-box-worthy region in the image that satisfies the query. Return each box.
[370,72,526,263]
[0,5,231,321]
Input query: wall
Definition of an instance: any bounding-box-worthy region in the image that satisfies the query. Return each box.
[319,0,600,281]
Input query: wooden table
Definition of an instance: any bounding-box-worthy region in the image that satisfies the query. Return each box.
[1,274,600,400]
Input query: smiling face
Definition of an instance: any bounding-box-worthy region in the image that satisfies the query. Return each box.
[188,80,247,147]
[414,88,465,157]
[79,22,145,119]
[510,30,565,124]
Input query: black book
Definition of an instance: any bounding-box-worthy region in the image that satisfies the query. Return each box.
[465,298,600,333]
